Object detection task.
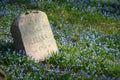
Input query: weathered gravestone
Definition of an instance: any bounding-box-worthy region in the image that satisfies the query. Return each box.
[11,10,58,61]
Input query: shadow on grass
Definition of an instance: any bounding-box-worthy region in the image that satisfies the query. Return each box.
[0,40,14,52]
[0,40,28,66]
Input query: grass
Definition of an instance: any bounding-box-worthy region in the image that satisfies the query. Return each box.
[0,0,120,80]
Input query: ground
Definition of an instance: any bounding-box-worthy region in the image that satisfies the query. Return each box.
[0,0,120,80]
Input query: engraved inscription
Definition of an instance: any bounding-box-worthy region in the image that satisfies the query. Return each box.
[31,33,51,44]
[39,44,49,53]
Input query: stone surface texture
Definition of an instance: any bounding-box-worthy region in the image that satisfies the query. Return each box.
[11,10,58,61]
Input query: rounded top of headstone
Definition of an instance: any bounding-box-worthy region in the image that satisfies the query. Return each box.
[22,10,46,16]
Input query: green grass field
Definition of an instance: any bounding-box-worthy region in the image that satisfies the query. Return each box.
[0,0,120,80]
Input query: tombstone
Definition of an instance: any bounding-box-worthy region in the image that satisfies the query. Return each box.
[11,10,58,61]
